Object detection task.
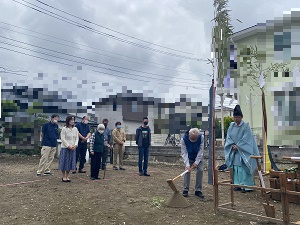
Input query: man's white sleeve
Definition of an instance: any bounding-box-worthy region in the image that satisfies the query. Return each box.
[195,134,204,165]
[181,138,190,167]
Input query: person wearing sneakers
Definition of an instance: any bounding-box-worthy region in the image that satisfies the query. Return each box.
[112,121,126,170]
[181,128,205,199]
[89,124,107,180]
[136,117,151,176]
[36,114,59,176]
[224,105,259,193]
[73,116,91,174]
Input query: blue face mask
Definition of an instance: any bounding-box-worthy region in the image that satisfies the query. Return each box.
[117,125,122,129]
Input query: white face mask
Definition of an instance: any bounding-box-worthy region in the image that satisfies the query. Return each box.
[84,120,88,124]
[53,119,58,123]
[98,130,104,134]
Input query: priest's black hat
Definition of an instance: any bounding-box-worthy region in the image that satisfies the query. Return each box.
[233,105,243,117]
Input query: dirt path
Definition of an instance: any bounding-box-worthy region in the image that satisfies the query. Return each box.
[0,154,299,225]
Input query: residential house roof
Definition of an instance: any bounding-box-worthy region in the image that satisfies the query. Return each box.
[42,113,98,126]
[232,9,300,42]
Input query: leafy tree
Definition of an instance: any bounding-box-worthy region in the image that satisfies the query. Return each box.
[33,114,50,147]
[35,114,49,126]
[190,121,201,129]
[1,100,20,118]
[1,100,50,150]
[0,100,20,143]
[215,119,222,138]
[224,116,234,138]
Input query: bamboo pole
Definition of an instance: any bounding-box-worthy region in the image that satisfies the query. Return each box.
[221,93,224,146]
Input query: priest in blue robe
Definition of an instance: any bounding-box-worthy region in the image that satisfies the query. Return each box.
[224,105,260,193]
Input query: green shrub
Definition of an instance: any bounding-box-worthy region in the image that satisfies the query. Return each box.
[0,146,41,156]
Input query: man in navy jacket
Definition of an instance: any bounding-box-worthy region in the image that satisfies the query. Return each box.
[37,114,59,176]
[181,128,205,199]
[136,117,151,176]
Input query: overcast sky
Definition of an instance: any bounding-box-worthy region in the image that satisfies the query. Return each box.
[1,0,300,108]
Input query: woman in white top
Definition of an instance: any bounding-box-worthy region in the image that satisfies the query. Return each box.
[58,115,79,182]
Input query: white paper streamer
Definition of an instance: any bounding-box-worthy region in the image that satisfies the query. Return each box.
[229,95,235,105]
[245,95,249,106]
[253,95,257,107]
[258,71,266,89]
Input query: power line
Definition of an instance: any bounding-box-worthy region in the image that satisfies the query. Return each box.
[0,22,210,75]
[0,35,209,84]
[0,46,73,66]
[0,35,211,81]
[0,71,28,77]
[34,0,193,55]
[91,70,210,90]
[0,42,211,87]
[0,66,28,73]
[12,0,204,61]
[0,63,209,89]
[0,45,210,89]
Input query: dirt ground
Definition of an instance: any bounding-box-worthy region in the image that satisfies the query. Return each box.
[0,154,299,225]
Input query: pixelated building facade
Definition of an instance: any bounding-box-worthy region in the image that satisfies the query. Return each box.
[1,86,95,149]
[222,10,300,145]
[94,91,209,134]
[1,87,209,149]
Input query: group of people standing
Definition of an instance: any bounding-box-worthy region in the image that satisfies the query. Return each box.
[36,115,152,181]
[36,105,258,198]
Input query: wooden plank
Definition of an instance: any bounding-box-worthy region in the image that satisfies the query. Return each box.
[218,202,233,207]
[286,190,300,196]
[217,179,231,184]
[218,207,283,223]
[220,183,281,193]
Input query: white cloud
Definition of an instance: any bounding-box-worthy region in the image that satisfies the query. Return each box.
[1,0,300,106]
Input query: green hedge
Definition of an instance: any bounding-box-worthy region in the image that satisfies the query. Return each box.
[0,145,41,155]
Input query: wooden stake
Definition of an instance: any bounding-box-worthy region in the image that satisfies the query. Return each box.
[230,168,234,206]
[213,169,219,215]
[280,173,290,224]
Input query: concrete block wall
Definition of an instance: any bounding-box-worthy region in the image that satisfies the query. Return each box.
[123,146,300,168]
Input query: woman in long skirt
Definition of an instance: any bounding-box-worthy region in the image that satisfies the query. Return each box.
[58,115,79,182]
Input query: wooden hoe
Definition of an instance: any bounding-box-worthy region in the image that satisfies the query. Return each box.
[165,170,192,208]
[251,156,276,218]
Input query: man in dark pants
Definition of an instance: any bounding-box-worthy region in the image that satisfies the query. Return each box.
[181,128,205,199]
[73,116,91,173]
[89,124,106,180]
[136,117,151,176]
[101,118,111,170]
